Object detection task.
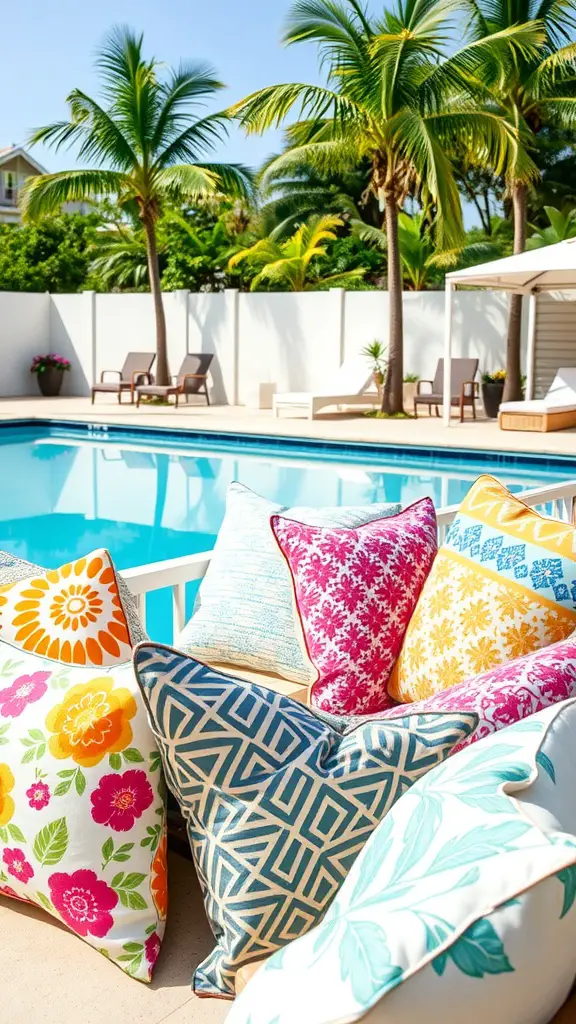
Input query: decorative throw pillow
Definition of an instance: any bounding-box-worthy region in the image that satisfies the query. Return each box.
[0,637,166,981]
[228,699,576,1024]
[133,642,477,998]
[373,635,576,753]
[0,549,140,666]
[388,475,576,704]
[0,549,147,651]
[177,482,401,684]
[272,498,438,715]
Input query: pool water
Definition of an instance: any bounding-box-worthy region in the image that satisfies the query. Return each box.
[1,421,575,643]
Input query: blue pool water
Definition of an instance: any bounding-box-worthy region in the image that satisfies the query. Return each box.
[1,420,575,643]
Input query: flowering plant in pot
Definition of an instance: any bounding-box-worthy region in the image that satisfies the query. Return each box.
[31,354,71,397]
[481,369,506,418]
[361,340,388,397]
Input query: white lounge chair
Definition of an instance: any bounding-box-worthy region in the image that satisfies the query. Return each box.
[272,359,378,420]
[499,367,576,432]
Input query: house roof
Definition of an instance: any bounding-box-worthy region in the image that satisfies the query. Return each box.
[0,145,48,175]
[447,237,576,294]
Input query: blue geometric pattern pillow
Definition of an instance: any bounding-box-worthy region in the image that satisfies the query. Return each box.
[133,643,478,998]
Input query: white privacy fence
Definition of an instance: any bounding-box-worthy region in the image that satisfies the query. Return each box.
[0,287,525,404]
[121,479,576,642]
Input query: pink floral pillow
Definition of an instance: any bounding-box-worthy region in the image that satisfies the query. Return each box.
[271,498,437,715]
[375,635,576,752]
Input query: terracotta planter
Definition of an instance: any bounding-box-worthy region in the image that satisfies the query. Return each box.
[36,367,65,397]
[403,382,418,411]
[482,381,505,419]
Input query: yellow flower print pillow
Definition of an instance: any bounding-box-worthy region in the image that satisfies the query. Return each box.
[0,550,136,666]
[388,475,576,703]
[0,637,167,981]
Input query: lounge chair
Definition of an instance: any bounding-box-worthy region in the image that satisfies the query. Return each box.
[499,367,576,432]
[91,352,155,404]
[135,353,213,408]
[272,359,377,420]
[414,358,479,422]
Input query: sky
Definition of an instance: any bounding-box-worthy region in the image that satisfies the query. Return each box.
[1,0,329,172]
[1,0,480,225]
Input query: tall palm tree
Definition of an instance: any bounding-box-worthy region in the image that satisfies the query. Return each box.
[231,0,532,413]
[228,214,366,289]
[463,0,576,401]
[22,27,252,385]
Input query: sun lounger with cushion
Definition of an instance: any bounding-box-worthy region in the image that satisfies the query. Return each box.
[272,358,378,420]
[135,353,213,407]
[91,351,156,404]
[499,367,576,432]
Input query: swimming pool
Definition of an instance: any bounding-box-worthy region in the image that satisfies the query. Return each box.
[2,419,576,643]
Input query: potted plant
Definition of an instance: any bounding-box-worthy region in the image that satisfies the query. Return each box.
[361,340,388,398]
[403,372,420,411]
[31,354,72,397]
[481,369,506,418]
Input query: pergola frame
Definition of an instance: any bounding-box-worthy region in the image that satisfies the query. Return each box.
[443,238,576,426]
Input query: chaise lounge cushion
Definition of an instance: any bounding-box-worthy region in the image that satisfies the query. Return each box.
[388,475,576,704]
[133,642,477,998]
[228,699,576,1024]
[177,483,400,685]
[271,498,438,715]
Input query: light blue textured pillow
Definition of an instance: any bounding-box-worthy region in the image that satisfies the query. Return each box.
[133,642,478,998]
[228,699,576,1024]
[177,482,400,684]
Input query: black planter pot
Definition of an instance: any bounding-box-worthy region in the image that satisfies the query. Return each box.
[36,367,65,397]
[482,381,505,419]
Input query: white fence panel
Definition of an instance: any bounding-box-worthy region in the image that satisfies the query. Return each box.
[0,292,51,396]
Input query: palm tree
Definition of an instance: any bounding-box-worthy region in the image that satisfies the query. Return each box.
[228,214,366,290]
[463,0,576,401]
[231,0,530,413]
[22,27,252,385]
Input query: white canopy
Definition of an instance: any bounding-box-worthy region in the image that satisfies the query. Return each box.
[442,238,576,425]
[446,237,576,294]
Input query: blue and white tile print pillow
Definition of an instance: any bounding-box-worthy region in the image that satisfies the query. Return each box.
[177,482,401,684]
[133,643,477,999]
[227,699,576,1024]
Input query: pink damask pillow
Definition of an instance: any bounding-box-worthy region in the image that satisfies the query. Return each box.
[271,498,437,715]
[376,635,576,751]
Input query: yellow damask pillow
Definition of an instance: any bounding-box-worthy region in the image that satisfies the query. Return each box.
[0,549,135,666]
[388,475,576,703]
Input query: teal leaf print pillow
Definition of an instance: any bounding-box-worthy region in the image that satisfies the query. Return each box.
[228,699,576,1024]
[133,642,477,999]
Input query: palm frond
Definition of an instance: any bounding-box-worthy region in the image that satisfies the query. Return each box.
[20,169,129,221]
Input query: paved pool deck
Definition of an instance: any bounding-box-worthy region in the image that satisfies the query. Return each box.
[1,395,576,457]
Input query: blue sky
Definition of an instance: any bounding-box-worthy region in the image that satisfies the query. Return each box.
[1,0,330,172]
[2,0,481,225]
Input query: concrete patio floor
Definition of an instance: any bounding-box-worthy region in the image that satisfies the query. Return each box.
[0,852,229,1024]
[1,394,576,457]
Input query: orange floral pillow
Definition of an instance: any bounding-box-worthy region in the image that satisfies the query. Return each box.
[0,550,135,666]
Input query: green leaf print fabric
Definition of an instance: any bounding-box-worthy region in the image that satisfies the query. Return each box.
[228,699,576,1024]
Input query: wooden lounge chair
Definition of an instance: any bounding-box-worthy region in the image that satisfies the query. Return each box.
[414,358,479,422]
[91,352,155,404]
[499,367,576,432]
[135,353,213,408]
[272,359,377,420]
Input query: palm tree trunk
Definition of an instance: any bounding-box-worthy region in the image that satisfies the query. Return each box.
[502,183,527,403]
[381,195,404,415]
[143,213,170,386]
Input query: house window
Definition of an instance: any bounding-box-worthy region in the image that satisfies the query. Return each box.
[2,171,24,202]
